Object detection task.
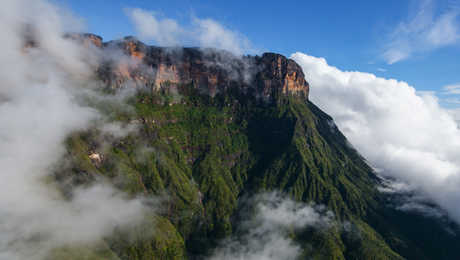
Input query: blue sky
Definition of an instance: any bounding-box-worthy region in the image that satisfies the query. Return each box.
[62,0,460,107]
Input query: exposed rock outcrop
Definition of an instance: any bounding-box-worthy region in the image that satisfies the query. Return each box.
[83,35,309,100]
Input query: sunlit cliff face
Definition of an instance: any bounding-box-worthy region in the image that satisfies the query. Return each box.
[76,35,309,101]
[259,53,310,98]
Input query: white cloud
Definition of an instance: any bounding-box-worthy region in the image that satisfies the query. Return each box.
[292,52,460,223]
[447,108,460,123]
[191,17,251,55]
[383,49,410,65]
[125,8,181,46]
[442,83,460,94]
[416,90,437,96]
[377,68,387,72]
[444,97,460,104]
[382,0,460,64]
[125,8,252,55]
[209,193,332,260]
[378,177,445,218]
[0,1,146,259]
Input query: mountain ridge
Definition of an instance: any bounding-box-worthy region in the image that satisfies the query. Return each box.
[67,33,309,100]
[43,33,460,259]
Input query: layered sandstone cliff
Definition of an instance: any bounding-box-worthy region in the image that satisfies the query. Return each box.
[82,34,309,100]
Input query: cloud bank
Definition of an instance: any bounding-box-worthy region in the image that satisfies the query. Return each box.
[382,0,460,64]
[0,0,146,259]
[209,192,333,260]
[292,52,460,223]
[125,8,253,55]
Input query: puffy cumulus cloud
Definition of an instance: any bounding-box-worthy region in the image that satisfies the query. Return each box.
[125,8,182,46]
[0,0,146,259]
[208,192,333,260]
[125,8,252,55]
[447,107,460,122]
[292,52,460,223]
[382,0,460,64]
[191,17,252,55]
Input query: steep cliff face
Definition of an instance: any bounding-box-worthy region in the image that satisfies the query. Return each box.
[258,52,309,97]
[91,36,309,100]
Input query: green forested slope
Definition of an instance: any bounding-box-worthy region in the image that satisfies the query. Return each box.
[51,82,460,260]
